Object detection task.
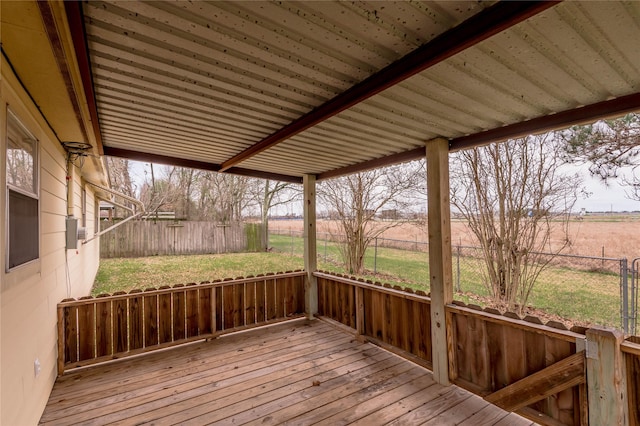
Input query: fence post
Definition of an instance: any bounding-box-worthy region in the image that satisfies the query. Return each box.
[585,327,627,426]
[57,305,65,376]
[374,237,378,275]
[621,259,629,334]
[456,245,461,293]
[633,258,639,336]
[631,259,639,335]
[324,237,327,262]
[355,286,364,336]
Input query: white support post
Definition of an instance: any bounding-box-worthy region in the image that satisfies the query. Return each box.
[586,327,627,425]
[426,137,453,386]
[303,174,318,319]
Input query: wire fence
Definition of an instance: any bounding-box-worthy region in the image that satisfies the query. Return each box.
[269,229,637,335]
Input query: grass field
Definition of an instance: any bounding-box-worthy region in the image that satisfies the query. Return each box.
[92,233,625,330]
[271,217,640,260]
[92,252,304,295]
[270,234,622,328]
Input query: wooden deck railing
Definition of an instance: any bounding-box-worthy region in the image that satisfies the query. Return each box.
[57,271,306,374]
[58,269,635,424]
[623,336,640,425]
[315,271,589,426]
[448,302,587,425]
[316,272,432,368]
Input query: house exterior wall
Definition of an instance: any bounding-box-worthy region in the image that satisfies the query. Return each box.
[1,57,101,425]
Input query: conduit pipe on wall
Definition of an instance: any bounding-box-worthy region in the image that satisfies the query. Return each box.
[66,156,75,217]
[82,181,146,244]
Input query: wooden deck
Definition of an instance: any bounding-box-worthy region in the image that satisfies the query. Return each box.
[41,319,536,425]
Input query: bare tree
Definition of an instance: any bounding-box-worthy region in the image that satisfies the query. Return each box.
[135,164,254,222]
[251,179,301,248]
[110,161,287,228]
[152,166,201,220]
[195,172,216,220]
[173,167,197,219]
[318,162,424,274]
[106,157,134,196]
[138,163,174,218]
[451,135,581,313]
[105,157,136,217]
[560,113,640,201]
[208,174,251,223]
[189,172,252,222]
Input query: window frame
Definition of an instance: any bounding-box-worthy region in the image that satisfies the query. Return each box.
[5,108,40,272]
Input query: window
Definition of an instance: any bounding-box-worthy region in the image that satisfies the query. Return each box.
[6,109,39,270]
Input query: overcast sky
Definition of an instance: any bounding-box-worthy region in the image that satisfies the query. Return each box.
[126,159,639,214]
[577,171,638,212]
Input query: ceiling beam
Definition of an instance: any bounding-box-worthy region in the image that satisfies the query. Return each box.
[317,93,640,181]
[449,92,640,151]
[218,0,559,172]
[317,147,425,181]
[103,147,303,184]
[63,1,104,155]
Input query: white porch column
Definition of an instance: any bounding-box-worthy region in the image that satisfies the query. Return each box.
[426,137,453,385]
[303,174,318,319]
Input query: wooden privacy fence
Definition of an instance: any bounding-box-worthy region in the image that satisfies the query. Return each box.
[315,271,590,426]
[57,271,305,374]
[100,221,264,258]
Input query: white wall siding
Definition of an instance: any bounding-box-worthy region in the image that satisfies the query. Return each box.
[1,58,102,425]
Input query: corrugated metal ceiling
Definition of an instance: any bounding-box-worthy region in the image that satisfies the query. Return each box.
[79,1,640,181]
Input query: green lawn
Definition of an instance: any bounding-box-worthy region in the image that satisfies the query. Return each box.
[270,234,623,328]
[92,252,304,295]
[92,234,624,329]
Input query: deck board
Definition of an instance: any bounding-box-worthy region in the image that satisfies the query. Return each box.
[41,319,535,425]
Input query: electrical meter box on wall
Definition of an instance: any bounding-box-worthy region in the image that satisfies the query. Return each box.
[66,217,78,249]
[66,217,87,249]
[65,217,88,249]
